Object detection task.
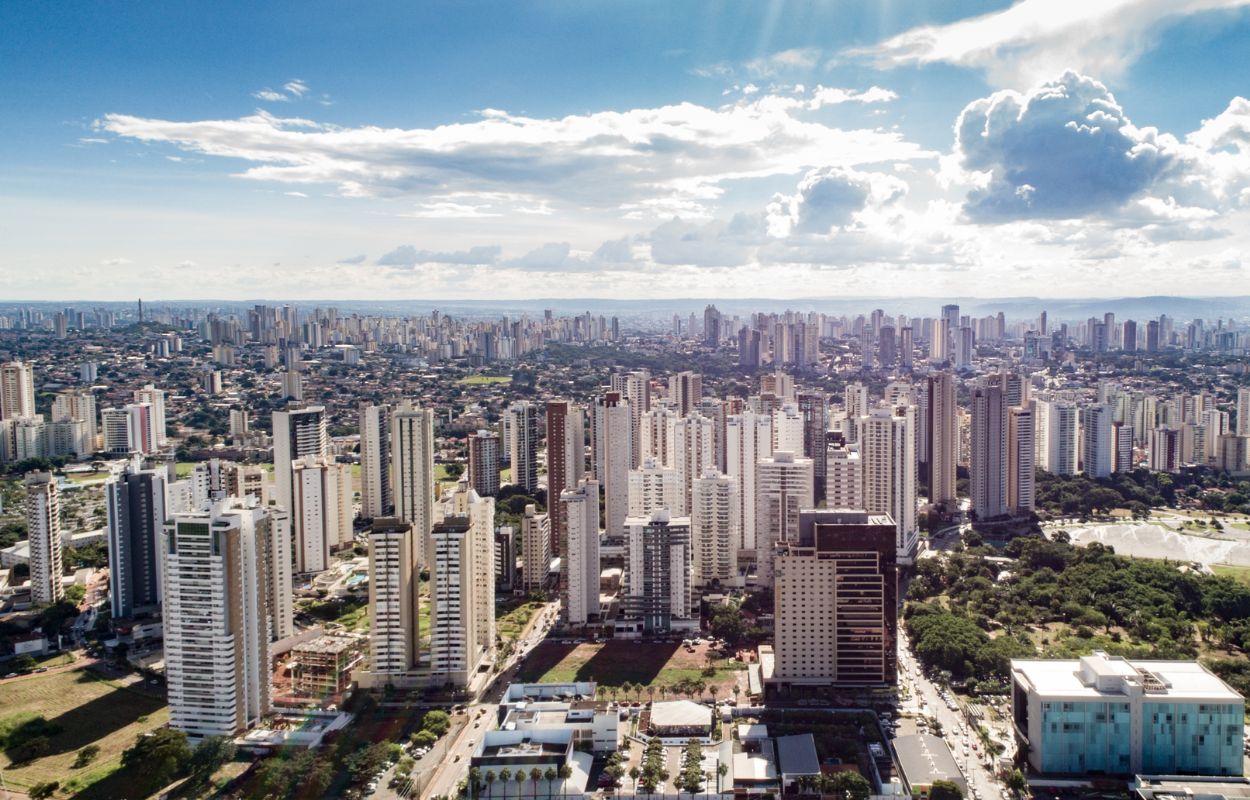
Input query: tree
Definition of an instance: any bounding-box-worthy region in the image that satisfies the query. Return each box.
[530,767,543,798]
[544,766,558,799]
[929,779,964,800]
[189,735,236,778]
[28,782,59,800]
[13,654,37,672]
[413,729,439,748]
[72,743,101,769]
[515,769,527,796]
[819,772,870,800]
[486,769,497,799]
[630,765,641,792]
[1005,768,1028,796]
[121,728,192,791]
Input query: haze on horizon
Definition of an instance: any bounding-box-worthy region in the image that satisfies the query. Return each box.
[3,1,1250,302]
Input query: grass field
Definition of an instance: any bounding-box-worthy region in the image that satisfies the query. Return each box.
[63,471,110,484]
[1213,564,1250,586]
[456,375,512,385]
[496,600,544,641]
[516,641,743,695]
[0,667,168,796]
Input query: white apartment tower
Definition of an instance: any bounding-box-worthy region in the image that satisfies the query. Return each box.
[858,405,919,563]
[359,403,392,519]
[756,451,815,552]
[593,393,631,539]
[163,499,289,739]
[825,442,863,510]
[367,517,420,681]
[51,390,98,449]
[925,372,958,508]
[561,479,600,625]
[667,413,714,517]
[628,456,679,518]
[1008,405,1036,515]
[1083,403,1115,479]
[24,472,63,605]
[429,482,495,687]
[391,401,436,566]
[272,405,329,528]
[291,455,353,573]
[690,469,739,586]
[771,403,805,455]
[521,505,551,593]
[726,409,773,556]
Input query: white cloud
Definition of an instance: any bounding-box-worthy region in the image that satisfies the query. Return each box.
[252,89,290,102]
[376,245,501,267]
[745,48,821,78]
[808,85,898,108]
[849,0,1250,87]
[253,79,314,103]
[283,79,309,97]
[96,97,933,217]
[337,254,367,265]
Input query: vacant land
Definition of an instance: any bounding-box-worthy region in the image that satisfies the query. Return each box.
[0,666,168,796]
[517,640,743,697]
[497,600,544,641]
[456,375,512,385]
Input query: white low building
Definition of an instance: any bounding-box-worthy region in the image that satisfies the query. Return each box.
[499,682,619,752]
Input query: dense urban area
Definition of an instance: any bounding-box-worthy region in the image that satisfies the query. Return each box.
[0,299,1248,800]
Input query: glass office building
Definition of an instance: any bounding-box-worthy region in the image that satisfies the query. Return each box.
[1012,652,1244,777]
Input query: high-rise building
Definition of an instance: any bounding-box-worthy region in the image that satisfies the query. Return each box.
[797,392,828,499]
[163,499,289,738]
[669,413,713,517]
[669,372,702,417]
[0,361,36,420]
[133,384,167,447]
[859,405,918,563]
[106,461,167,618]
[51,389,98,449]
[1112,421,1135,472]
[771,403,805,455]
[545,400,584,558]
[24,472,63,605]
[628,456,679,518]
[756,451,815,561]
[1008,405,1035,515]
[843,383,869,443]
[366,517,421,682]
[429,482,495,687]
[560,479,600,625]
[101,403,155,454]
[593,393,631,538]
[899,326,914,367]
[970,384,1009,520]
[272,405,329,530]
[467,429,502,498]
[1122,319,1138,352]
[359,403,392,519]
[1238,388,1250,438]
[925,372,958,508]
[771,510,898,690]
[690,469,739,587]
[611,370,650,468]
[1150,427,1181,473]
[955,326,974,368]
[622,509,694,635]
[291,455,353,573]
[1036,399,1079,475]
[1082,404,1115,478]
[703,304,722,348]
[521,505,551,593]
[507,401,541,493]
[1146,319,1161,352]
[726,409,773,560]
[392,401,436,565]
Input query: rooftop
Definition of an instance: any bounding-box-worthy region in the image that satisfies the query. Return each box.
[893,734,964,790]
[293,635,358,656]
[1012,653,1244,701]
[650,700,713,729]
[775,734,820,777]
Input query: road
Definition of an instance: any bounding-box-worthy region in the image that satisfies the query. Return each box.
[416,601,560,800]
[897,630,1009,800]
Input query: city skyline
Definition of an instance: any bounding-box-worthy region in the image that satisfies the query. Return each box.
[4,2,1250,300]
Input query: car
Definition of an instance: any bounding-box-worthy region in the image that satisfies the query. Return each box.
[3,673,17,679]
[34,667,49,673]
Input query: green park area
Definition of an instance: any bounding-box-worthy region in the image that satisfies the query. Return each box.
[1213,563,1250,587]
[0,667,169,798]
[455,375,512,385]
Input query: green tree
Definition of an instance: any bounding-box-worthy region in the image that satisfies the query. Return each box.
[72,743,101,768]
[121,728,191,791]
[819,771,870,800]
[929,779,964,800]
[29,782,59,800]
[189,735,237,778]
[1005,768,1028,796]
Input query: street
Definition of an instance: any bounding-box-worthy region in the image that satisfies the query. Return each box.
[897,629,1011,800]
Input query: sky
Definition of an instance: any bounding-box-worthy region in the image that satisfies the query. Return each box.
[3,1,1250,302]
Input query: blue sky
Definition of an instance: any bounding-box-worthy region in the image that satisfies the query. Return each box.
[3,1,1250,300]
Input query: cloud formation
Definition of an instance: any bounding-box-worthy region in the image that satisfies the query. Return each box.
[253,79,311,103]
[376,245,501,267]
[96,94,932,216]
[850,0,1250,87]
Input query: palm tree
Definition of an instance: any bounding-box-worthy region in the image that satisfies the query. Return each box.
[470,767,483,799]
[716,762,727,795]
[630,766,641,794]
[515,769,526,797]
[530,767,543,799]
[647,685,656,705]
[500,768,513,797]
[708,685,718,706]
[558,764,573,799]
[731,684,740,704]
[485,770,497,800]
[544,767,557,800]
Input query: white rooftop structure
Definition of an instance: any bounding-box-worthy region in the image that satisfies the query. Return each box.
[1012,652,1243,701]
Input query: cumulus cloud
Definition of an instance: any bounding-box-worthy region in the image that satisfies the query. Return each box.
[376,244,501,267]
[648,214,767,267]
[336,254,367,265]
[745,48,821,78]
[95,95,933,216]
[848,0,1250,88]
[954,72,1176,220]
[768,167,908,235]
